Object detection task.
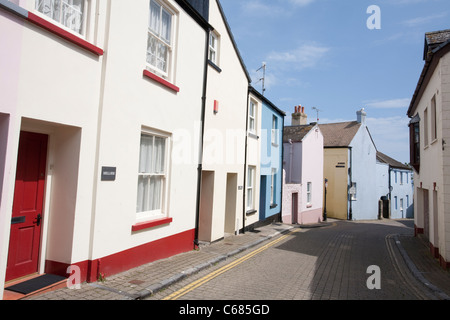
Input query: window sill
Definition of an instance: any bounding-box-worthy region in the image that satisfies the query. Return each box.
[248,132,259,139]
[0,1,103,56]
[28,12,104,56]
[132,217,173,232]
[208,60,222,73]
[270,204,278,209]
[246,209,257,216]
[143,69,180,93]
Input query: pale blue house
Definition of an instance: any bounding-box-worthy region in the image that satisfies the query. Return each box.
[376,151,414,219]
[249,87,285,225]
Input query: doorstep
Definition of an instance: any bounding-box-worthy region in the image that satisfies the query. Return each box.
[3,273,67,300]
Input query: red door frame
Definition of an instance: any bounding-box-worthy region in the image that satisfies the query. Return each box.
[6,131,48,282]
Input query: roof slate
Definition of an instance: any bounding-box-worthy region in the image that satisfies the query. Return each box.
[318,121,361,147]
[376,151,411,170]
[283,125,315,143]
[426,29,450,46]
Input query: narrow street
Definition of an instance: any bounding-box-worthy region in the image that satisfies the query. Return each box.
[149,219,429,301]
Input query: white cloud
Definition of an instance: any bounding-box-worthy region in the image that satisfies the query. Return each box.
[366,116,410,141]
[365,98,411,109]
[250,70,279,91]
[390,0,435,4]
[267,44,330,70]
[241,1,285,16]
[287,0,316,6]
[402,12,448,27]
[366,116,410,163]
[241,0,316,16]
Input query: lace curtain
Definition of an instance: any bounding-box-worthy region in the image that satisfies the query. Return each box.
[147,0,172,73]
[36,0,85,35]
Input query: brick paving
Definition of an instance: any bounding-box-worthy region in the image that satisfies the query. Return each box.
[23,219,450,300]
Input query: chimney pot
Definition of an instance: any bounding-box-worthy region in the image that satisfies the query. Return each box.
[292,105,308,126]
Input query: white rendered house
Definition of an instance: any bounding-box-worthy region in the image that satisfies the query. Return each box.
[407,29,450,269]
[197,0,252,243]
[0,0,213,298]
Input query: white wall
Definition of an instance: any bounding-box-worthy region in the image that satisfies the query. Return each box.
[349,126,378,220]
[300,126,324,215]
[0,0,105,295]
[199,0,249,241]
[412,51,449,261]
[283,142,302,184]
[90,0,206,259]
[376,162,389,200]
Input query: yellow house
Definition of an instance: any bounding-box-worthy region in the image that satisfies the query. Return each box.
[323,147,350,220]
[319,109,379,221]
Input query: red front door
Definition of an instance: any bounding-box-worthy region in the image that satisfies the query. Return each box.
[6,131,48,282]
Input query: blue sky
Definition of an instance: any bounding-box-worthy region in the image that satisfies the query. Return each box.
[220,0,450,164]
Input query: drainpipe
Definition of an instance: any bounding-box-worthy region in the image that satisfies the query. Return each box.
[88,0,112,283]
[388,165,392,218]
[194,25,211,248]
[348,147,353,220]
[242,87,250,234]
[279,115,285,223]
[288,140,293,183]
[388,165,392,200]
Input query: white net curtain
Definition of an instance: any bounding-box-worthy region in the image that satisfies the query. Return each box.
[36,0,85,35]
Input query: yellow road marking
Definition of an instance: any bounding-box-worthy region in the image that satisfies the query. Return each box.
[163,228,300,300]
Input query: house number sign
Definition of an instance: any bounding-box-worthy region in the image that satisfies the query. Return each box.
[101,167,117,181]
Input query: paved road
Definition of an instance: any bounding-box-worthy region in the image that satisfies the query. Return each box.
[149,219,425,300]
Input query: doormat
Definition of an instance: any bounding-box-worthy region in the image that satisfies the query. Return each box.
[6,274,66,295]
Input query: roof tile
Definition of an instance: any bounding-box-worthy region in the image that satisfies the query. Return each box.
[318,121,361,147]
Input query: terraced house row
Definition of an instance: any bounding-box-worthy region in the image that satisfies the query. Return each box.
[0,0,285,298]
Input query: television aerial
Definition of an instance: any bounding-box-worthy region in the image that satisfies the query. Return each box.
[255,62,266,96]
[312,107,322,123]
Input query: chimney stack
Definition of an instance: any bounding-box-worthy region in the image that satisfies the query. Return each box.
[292,105,308,126]
[357,108,366,125]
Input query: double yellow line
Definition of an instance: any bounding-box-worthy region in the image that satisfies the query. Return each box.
[163,228,300,300]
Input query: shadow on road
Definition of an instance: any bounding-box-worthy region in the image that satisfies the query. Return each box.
[272,219,423,300]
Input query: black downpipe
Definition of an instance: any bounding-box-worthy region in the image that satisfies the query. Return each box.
[279,115,284,223]
[194,26,211,248]
[348,146,353,220]
[388,166,392,201]
[242,87,250,234]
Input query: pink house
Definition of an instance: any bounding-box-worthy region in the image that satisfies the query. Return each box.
[282,107,324,225]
